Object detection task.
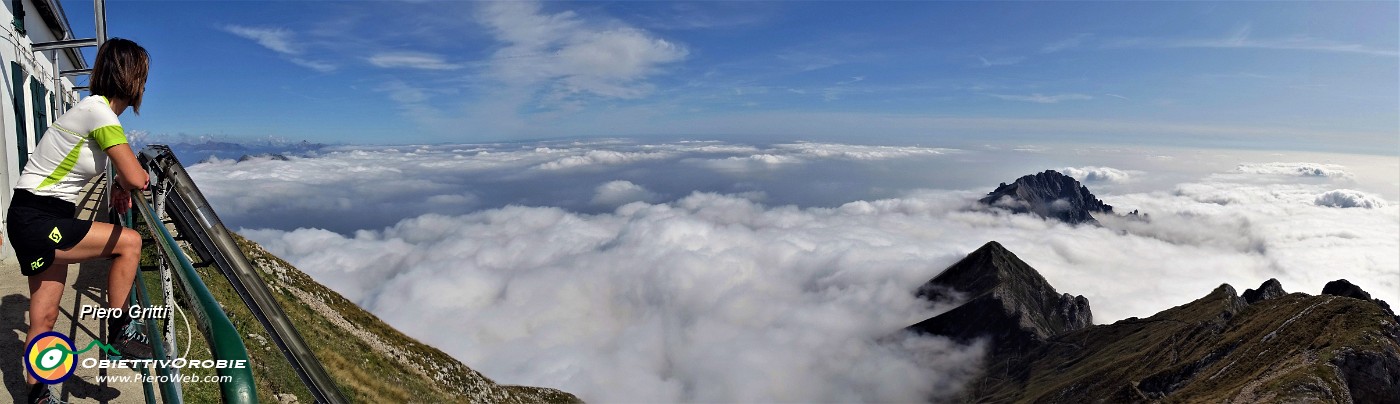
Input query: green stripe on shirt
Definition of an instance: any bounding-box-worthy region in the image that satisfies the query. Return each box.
[37,138,87,189]
[90,125,127,149]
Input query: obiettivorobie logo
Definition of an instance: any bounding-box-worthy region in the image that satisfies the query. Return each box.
[26,306,250,385]
[24,331,108,384]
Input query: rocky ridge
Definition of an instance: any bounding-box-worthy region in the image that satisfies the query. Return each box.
[907,242,1400,403]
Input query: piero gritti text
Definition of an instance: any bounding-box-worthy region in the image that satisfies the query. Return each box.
[78,304,171,320]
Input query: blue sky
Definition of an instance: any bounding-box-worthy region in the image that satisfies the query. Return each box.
[58,1,1398,153]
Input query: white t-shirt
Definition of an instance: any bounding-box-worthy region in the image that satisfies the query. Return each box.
[15,95,128,203]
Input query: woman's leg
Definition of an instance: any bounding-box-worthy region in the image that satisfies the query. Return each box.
[52,221,142,308]
[24,221,140,385]
[24,263,68,386]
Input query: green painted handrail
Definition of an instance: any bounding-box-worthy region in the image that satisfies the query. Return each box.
[125,249,178,404]
[133,194,258,403]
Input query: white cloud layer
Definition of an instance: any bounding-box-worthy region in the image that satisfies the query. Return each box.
[774,142,956,160]
[591,180,657,206]
[186,139,975,231]
[242,194,990,402]
[1237,162,1354,179]
[1060,166,1135,183]
[1316,189,1389,209]
[185,139,1398,402]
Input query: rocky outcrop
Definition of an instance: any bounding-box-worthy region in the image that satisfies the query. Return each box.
[1323,279,1374,300]
[907,241,1091,353]
[1243,278,1287,304]
[1331,346,1400,404]
[978,170,1114,225]
[1323,278,1398,324]
[1057,293,1092,331]
[924,259,1400,403]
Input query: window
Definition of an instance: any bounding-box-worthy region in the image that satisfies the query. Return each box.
[10,0,26,37]
[11,62,27,169]
[30,77,47,142]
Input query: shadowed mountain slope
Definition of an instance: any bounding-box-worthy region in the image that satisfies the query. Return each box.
[908,241,1091,354]
[909,243,1400,403]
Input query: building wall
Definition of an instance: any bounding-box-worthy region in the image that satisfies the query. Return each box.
[0,0,85,261]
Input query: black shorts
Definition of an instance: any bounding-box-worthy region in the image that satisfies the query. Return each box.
[6,189,91,276]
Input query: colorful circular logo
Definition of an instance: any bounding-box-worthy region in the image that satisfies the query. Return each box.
[26,331,76,384]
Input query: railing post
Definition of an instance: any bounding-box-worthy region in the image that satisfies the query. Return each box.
[93,0,105,49]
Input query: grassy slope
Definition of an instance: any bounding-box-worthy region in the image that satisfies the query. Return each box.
[230,233,582,403]
[134,219,580,403]
[969,284,1400,403]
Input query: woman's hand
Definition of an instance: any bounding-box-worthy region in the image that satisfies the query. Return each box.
[112,188,132,215]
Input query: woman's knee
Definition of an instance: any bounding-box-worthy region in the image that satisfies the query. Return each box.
[30,308,59,329]
[117,228,142,255]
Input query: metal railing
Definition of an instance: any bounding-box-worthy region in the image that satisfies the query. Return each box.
[122,145,347,403]
[125,191,258,403]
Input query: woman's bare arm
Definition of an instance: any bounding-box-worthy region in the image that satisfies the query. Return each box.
[106,143,149,191]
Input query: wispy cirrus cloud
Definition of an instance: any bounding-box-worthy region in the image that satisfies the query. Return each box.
[1103,26,1398,57]
[221,25,336,72]
[1037,27,1394,57]
[223,25,298,54]
[1041,33,1093,53]
[977,55,1025,67]
[289,59,336,73]
[367,51,463,70]
[987,93,1094,104]
[1040,27,1394,57]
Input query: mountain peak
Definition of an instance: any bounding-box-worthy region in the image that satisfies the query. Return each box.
[1243,278,1287,304]
[916,240,1043,301]
[979,170,1114,225]
[909,241,1092,352]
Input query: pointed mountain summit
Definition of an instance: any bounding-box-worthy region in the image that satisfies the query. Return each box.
[908,241,1092,353]
[979,170,1114,225]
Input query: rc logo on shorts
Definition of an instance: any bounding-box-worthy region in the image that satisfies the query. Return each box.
[25,331,76,384]
[49,227,63,244]
[30,258,46,272]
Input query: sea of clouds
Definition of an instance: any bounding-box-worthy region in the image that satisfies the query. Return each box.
[187,138,1399,402]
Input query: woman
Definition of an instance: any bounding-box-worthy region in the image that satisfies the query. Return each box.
[6,38,151,403]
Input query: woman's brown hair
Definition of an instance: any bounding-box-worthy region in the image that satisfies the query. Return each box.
[88,38,149,114]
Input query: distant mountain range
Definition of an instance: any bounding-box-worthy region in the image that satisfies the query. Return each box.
[906,171,1400,402]
[135,139,328,163]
